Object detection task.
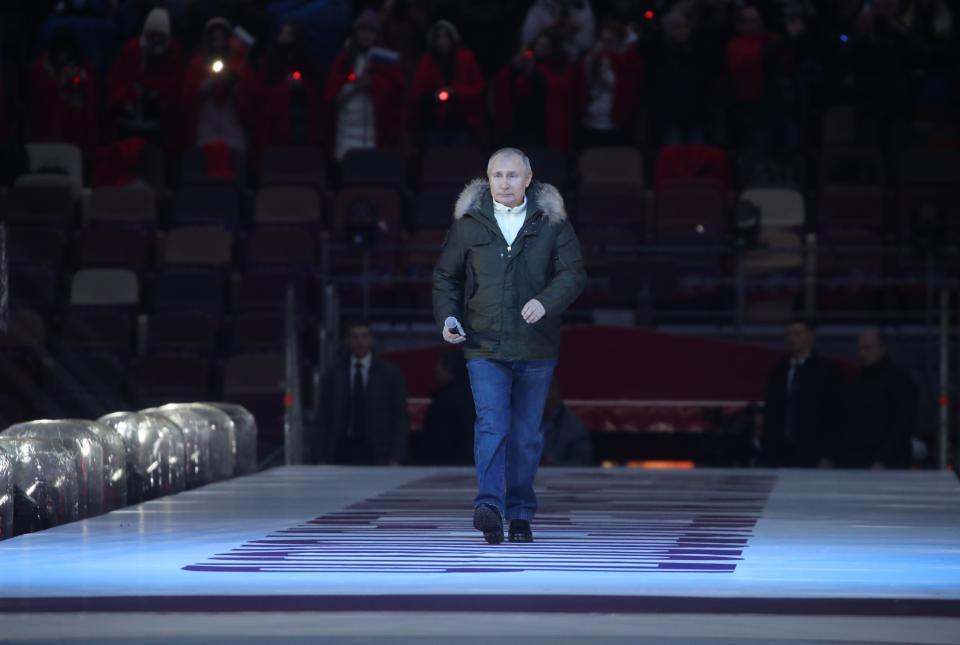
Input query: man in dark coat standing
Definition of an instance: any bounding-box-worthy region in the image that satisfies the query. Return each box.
[419,350,475,465]
[761,318,844,467]
[316,320,409,465]
[433,147,586,544]
[841,329,917,469]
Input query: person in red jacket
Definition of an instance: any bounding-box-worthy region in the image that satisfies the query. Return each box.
[106,8,182,145]
[580,20,643,148]
[492,29,586,150]
[725,6,792,151]
[322,10,406,161]
[726,7,777,105]
[29,27,99,158]
[241,22,324,164]
[410,20,485,147]
[179,17,251,153]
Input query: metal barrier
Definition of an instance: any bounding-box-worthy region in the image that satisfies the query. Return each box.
[283,282,304,465]
[320,232,960,328]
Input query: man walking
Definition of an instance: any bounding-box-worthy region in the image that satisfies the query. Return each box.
[433,148,586,543]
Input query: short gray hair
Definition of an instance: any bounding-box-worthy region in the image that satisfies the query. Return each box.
[487,147,532,175]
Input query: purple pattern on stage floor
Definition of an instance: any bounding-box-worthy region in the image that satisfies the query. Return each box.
[184,471,776,574]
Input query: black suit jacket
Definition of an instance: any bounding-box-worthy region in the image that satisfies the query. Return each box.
[315,354,410,465]
[761,351,844,467]
[842,356,917,469]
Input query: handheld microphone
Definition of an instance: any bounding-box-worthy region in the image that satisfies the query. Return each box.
[444,316,464,336]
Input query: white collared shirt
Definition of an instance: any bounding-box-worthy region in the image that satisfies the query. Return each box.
[350,352,372,391]
[493,196,528,248]
[786,354,809,392]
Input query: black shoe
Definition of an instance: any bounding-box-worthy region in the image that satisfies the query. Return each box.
[508,519,533,543]
[473,504,503,544]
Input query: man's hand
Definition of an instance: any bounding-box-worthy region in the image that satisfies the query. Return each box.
[521,299,546,324]
[442,326,466,344]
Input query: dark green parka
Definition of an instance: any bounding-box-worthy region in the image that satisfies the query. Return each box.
[432,179,586,361]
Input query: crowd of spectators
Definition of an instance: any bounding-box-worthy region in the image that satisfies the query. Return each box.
[2,0,957,175]
[0,0,950,469]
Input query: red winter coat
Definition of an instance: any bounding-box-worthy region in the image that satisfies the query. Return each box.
[106,37,183,144]
[410,48,485,139]
[653,144,733,193]
[492,58,586,150]
[241,63,324,163]
[583,48,644,131]
[726,33,777,102]
[92,137,146,187]
[178,45,250,150]
[322,47,406,151]
[0,77,7,142]
[30,56,99,156]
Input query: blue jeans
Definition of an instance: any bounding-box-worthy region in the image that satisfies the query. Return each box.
[466,358,557,521]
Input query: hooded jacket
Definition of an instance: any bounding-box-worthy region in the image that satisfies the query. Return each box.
[433,180,586,361]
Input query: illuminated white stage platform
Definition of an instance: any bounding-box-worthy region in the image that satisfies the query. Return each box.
[1,467,959,644]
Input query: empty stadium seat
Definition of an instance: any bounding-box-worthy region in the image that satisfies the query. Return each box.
[419,147,485,188]
[170,183,242,229]
[6,227,67,272]
[69,268,139,307]
[655,178,727,242]
[179,146,246,188]
[145,310,222,357]
[252,186,322,228]
[818,147,885,188]
[653,145,731,193]
[86,184,158,228]
[160,227,233,266]
[3,183,74,230]
[340,148,407,189]
[75,227,154,273]
[575,182,646,236]
[260,145,325,190]
[414,186,461,231]
[820,105,858,147]
[245,228,317,268]
[333,187,403,242]
[579,146,644,187]
[526,147,569,190]
[132,355,214,407]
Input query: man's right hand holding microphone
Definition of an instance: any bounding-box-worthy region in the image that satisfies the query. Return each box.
[442,316,467,344]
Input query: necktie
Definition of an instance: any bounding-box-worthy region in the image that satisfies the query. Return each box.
[350,361,365,438]
[785,361,799,441]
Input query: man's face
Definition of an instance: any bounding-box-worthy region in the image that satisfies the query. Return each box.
[208,27,229,55]
[144,30,169,54]
[433,28,453,55]
[739,8,764,35]
[533,35,552,59]
[278,24,296,46]
[858,332,886,367]
[874,0,900,17]
[665,15,691,43]
[356,26,377,50]
[348,325,374,358]
[785,323,813,356]
[487,153,532,208]
[599,27,619,49]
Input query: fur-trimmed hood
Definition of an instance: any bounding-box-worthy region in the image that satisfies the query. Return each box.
[453,179,567,224]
